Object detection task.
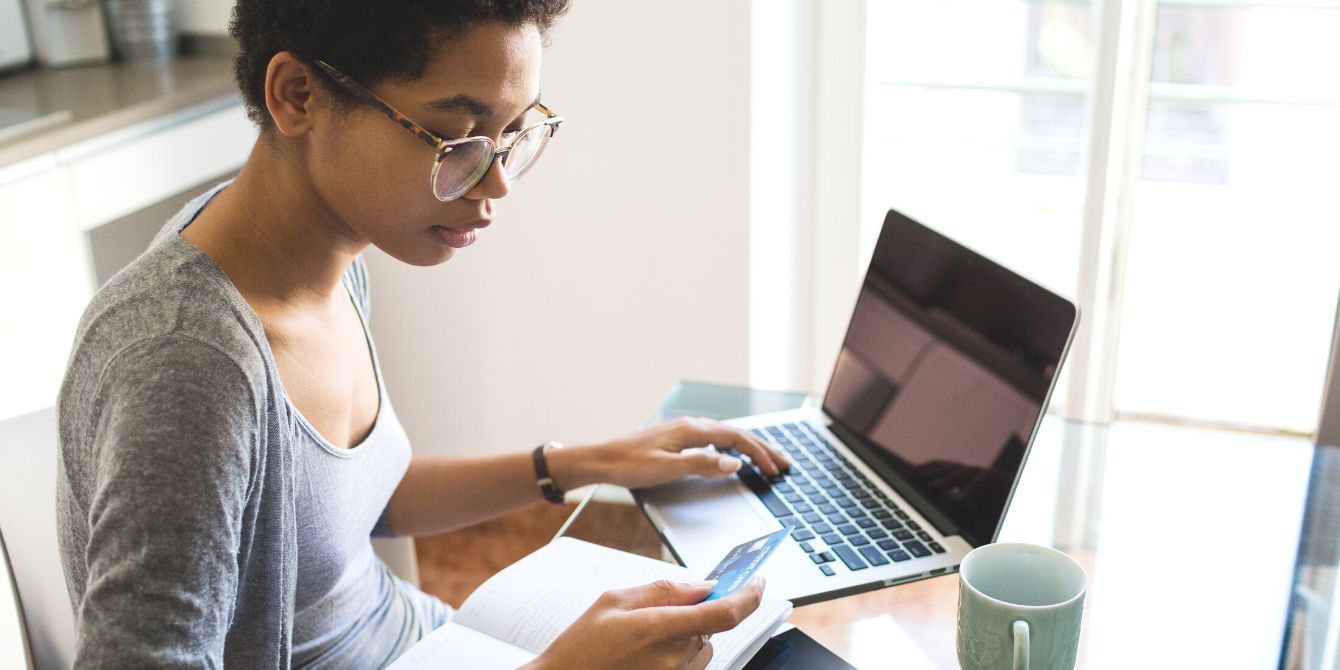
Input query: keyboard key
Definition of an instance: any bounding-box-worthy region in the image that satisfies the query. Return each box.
[799,485,820,496]
[802,512,822,524]
[881,519,904,530]
[826,512,848,525]
[859,546,891,566]
[799,541,815,553]
[817,551,835,563]
[876,539,899,551]
[812,522,833,535]
[774,482,794,494]
[783,493,804,504]
[793,502,814,514]
[793,529,816,541]
[904,540,931,558]
[895,510,910,520]
[867,529,888,540]
[837,498,860,510]
[855,518,876,529]
[781,517,804,529]
[861,498,883,510]
[757,491,791,517]
[929,542,946,554]
[819,564,836,576]
[906,520,921,531]
[917,531,932,542]
[810,553,827,564]
[821,533,844,546]
[853,489,872,499]
[887,549,911,562]
[837,524,860,536]
[872,510,893,520]
[892,530,914,542]
[831,544,869,571]
[850,535,870,547]
[848,510,870,521]
[818,504,838,515]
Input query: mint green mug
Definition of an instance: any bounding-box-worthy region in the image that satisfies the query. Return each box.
[956,542,1087,670]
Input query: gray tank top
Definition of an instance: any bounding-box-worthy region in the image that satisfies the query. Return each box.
[289,264,452,668]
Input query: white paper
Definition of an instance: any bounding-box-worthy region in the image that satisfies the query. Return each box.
[386,621,536,669]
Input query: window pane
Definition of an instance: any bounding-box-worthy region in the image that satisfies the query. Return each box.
[863,0,1092,300]
[1113,5,1340,433]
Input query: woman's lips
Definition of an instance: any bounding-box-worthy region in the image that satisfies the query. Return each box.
[434,225,477,249]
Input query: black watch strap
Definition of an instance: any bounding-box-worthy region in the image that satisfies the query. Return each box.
[531,441,566,504]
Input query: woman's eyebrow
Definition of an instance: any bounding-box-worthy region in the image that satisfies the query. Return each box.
[424,94,494,116]
[422,92,543,118]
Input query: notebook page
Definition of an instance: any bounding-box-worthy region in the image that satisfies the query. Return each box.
[454,537,691,652]
[454,537,790,670]
[385,621,536,669]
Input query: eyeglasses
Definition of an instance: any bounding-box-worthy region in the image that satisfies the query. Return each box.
[312,59,563,202]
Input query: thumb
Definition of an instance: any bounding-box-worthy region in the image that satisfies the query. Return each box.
[681,450,743,477]
[611,578,717,610]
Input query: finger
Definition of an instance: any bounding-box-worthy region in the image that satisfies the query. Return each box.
[705,425,789,476]
[678,449,746,477]
[605,579,717,610]
[687,639,714,670]
[657,576,766,638]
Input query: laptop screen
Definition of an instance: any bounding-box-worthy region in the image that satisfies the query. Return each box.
[821,210,1077,546]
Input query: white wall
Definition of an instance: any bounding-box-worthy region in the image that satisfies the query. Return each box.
[367,0,755,457]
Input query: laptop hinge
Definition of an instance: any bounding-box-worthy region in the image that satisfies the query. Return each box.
[823,417,968,544]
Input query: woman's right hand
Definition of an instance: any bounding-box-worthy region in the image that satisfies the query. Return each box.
[522,576,766,670]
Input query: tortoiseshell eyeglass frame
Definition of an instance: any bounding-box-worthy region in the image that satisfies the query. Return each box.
[311,59,563,201]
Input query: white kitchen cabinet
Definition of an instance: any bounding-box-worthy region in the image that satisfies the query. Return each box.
[62,100,254,232]
[0,156,91,421]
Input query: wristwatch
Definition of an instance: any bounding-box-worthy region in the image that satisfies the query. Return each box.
[531,441,566,504]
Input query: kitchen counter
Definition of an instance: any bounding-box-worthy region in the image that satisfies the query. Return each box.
[0,52,240,168]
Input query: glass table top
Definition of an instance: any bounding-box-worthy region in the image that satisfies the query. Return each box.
[556,381,1337,669]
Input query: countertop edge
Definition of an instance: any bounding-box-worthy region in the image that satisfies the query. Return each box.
[0,88,245,170]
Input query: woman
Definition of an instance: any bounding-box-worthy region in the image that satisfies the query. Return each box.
[55,2,789,668]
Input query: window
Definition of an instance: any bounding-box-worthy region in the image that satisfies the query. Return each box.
[859,0,1340,435]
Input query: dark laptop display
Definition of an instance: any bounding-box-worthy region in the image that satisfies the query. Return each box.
[822,210,1077,546]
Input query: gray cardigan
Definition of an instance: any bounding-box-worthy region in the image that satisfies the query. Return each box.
[56,182,383,668]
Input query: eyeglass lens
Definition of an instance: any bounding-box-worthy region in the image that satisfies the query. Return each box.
[431,123,554,201]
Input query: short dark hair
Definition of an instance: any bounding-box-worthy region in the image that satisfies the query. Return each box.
[229,0,570,127]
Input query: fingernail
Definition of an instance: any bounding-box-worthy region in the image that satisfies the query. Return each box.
[755,576,766,589]
[688,580,718,588]
[718,457,742,473]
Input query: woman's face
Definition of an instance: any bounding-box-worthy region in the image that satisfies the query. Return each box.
[307,21,545,266]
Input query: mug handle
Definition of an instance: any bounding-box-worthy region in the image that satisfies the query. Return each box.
[1012,620,1030,670]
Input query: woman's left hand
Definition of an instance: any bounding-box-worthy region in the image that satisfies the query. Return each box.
[560,417,791,490]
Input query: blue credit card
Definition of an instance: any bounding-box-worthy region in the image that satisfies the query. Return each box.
[702,527,792,601]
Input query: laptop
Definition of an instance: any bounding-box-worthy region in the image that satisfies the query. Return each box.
[636,209,1080,606]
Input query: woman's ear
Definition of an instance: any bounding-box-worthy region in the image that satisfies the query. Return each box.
[263,51,319,138]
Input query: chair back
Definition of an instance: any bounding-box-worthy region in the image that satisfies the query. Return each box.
[0,409,76,669]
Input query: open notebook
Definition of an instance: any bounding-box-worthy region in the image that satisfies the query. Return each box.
[388,537,793,670]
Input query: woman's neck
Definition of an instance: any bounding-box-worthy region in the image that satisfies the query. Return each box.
[181,137,368,309]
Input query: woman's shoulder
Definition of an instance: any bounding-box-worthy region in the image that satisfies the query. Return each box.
[69,236,272,394]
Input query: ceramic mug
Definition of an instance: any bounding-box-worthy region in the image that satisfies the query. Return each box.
[956,542,1086,670]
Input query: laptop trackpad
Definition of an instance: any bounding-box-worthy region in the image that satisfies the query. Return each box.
[641,475,779,570]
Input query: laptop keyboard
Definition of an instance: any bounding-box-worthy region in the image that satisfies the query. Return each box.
[732,421,946,577]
